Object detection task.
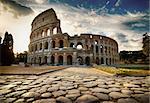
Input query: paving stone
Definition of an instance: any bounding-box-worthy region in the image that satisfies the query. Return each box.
[22,92,40,98]
[5,90,26,97]
[68,89,80,94]
[134,90,144,94]
[66,93,81,100]
[84,82,97,88]
[102,101,115,103]
[16,86,31,91]
[75,94,99,103]
[91,88,110,94]
[123,83,140,88]
[109,92,130,99]
[0,84,16,89]
[47,86,59,92]
[26,98,34,102]
[98,84,108,88]
[132,94,149,103]
[0,89,12,95]
[56,96,72,103]
[14,99,25,103]
[5,98,16,103]
[117,98,139,103]
[41,92,52,98]
[121,89,133,95]
[0,80,6,84]
[78,87,88,91]
[33,99,56,103]
[108,88,121,92]
[93,93,110,100]
[52,90,66,97]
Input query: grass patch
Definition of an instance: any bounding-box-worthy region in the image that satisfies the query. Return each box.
[95,66,150,76]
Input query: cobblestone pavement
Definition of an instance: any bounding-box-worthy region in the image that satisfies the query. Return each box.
[0,67,149,103]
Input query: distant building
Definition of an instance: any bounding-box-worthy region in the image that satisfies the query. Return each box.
[27,8,119,66]
[119,50,146,64]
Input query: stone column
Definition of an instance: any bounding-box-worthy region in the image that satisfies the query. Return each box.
[63,53,67,65]
[44,29,47,37]
[48,39,51,51]
[55,53,58,65]
[47,56,51,64]
[49,27,53,35]
[73,52,77,65]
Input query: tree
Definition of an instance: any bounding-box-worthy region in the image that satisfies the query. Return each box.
[142,33,150,63]
[0,32,14,66]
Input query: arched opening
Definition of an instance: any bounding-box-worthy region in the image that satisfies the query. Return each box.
[86,45,88,50]
[100,45,103,54]
[76,42,83,50]
[67,55,72,65]
[34,57,36,64]
[42,31,45,37]
[101,57,104,64]
[44,42,48,49]
[77,56,83,65]
[51,55,55,65]
[44,56,47,64]
[31,58,33,64]
[40,43,42,50]
[96,57,100,65]
[106,58,108,65]
[53,27,57,34]
[85,56,90,66]
[70,43,74,48]
[51,41,55,48]
[59,40,64,48]
[39,57,41,64]
[47,29,50,36]
[91,45,94,51]
[96,45,99,53]
[58,55,63,65]
[35,44,37,51]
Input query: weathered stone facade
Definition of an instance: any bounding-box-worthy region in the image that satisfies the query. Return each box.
[27,8,119,66]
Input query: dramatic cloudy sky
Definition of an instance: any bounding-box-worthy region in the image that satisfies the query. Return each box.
[0,0,149,53]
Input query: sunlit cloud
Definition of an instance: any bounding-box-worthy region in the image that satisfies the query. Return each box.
[0,0,148,53]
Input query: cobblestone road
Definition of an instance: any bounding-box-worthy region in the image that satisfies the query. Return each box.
[0,67,149,103]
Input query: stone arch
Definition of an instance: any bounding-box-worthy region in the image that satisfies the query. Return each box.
[44,41,48,49]
[85,56,90,66]
[100,45,103,54]
[109,58,111,65]
[95,40,98,45]
[51,40,55,48]
[47,29,50,36]
[35,44,37,51]
[76,42,83,50]
[34,57,36,64]
[44,56,47,64]
[51,55,55,65]
[58,55,63,65]
[39,57,41,64]
[96,45,99,53]
[42,30,45,37]
[40,43,42,50]
[53,27,57,34]
[91,45,94,51]
[77,56,83,65]
[70,43,75,48]
[96,57,100,65]
[67,55,72,65]
[59,40,64,48]
[106,58,108,65]
[101,57,104,64]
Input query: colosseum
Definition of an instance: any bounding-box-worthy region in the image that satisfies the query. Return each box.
[27,8,119,66]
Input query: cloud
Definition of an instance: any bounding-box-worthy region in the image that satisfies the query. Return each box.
[0,1,148,52]
[0,0,33,18]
